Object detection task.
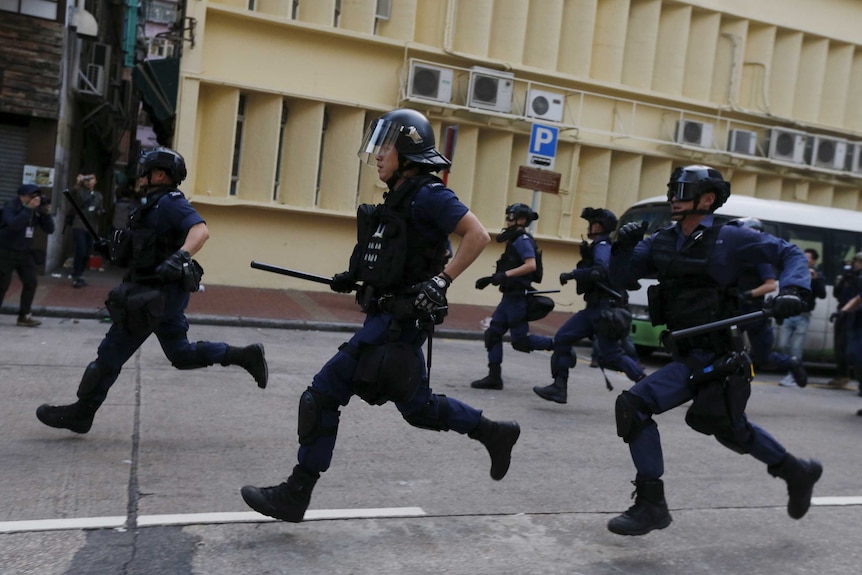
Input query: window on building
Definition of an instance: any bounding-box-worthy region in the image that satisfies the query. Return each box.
[230,94,246,196]
[315,109,328,205]
[274,102,288,201]
[0,0,59,20]
[146,0,178,24]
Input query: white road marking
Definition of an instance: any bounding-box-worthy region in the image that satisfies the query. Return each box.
[0,507,426,534]
[811,496,862,506]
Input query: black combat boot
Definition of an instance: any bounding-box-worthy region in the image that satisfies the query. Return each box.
[471,364,503,390]
[532,375,567,404]
[36,400,100,434]
[468,416,520,480]
[222,344,268,388]
[768,454,823,519]
[241,465,320,523]
[607,479,672,536]
[788,357,808,388]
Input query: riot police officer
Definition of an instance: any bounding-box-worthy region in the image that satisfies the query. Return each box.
[240,109,520,523]
[732,218,807,387]
[533,208,645,404]
[471,203,553,390]
[36,147,268,434]
[607,165,821,536]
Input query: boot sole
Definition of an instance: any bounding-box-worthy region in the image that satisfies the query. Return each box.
[471,382,503,390]
[608,514,672,536]
[36,405,92,434]
[489,423,520,481]
[240,486,305,523]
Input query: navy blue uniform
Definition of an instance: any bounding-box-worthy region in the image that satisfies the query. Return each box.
[484,233,553,365]
[79,188,231,405]
[736,263,797,371]
[299,179,485,473]
[552,233,643,383]
[0,195,55,319]
[609,215,811,479]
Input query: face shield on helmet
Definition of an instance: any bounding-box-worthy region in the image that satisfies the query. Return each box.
[666,165,730,214]
[357,108,451,172]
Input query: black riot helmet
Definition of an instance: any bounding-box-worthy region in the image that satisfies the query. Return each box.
[137,147,187,185]
[580,207,618,236]
[666,164,730,213]
[358,108,451,172]
[505,203,538,224]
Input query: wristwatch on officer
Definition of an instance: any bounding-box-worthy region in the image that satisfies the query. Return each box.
[432,274,451,289]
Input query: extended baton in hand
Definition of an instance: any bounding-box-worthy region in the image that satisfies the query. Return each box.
[525,289,561,295]
[250,261,360,291]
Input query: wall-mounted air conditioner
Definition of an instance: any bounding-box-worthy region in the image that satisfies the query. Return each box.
[467,66,514,114]
[765,128,807,164]
[78,63,105,95]
[525,88,564,122]
[407,61,453,104]
[674,120,713,147]
[846,142,862,174]
[806,136,847,170]
[727,128,758,156]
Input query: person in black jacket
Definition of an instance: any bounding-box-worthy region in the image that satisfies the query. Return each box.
[0,184,55,327]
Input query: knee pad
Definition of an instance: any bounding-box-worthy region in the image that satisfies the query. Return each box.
[297,387,341,446]
[403,394,451,432]
[77,361,111,398]
[484,328,503,352]
[511,336,533,353]
[615,390,652,443]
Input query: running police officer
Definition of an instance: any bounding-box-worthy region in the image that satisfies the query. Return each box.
[470,203,553,390]
[533,208,645,404]
[732,218,807,387]
[606,165,821,536]
[240,109,520,523]
[36,147,268,434]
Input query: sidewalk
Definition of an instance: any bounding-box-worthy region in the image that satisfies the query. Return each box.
[0,265,571,339]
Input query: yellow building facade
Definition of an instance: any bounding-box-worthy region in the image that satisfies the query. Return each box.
[175,0,862,305]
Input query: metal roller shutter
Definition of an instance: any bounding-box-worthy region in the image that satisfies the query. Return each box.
[0,124,29,206]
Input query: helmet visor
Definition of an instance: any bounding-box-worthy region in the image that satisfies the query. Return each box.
[667,182,698,202]
[358,118,401,166]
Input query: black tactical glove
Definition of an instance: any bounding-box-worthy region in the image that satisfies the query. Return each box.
[613,221,647,253]
[559,271,574,286]
[738,289,753,303]
[414,274,450,314]
[769,287,809,322]
[93,238,111,259]
[475,276,494,290]
[330,271,355,293]
[490,272,507,286]
[155,250,191,282]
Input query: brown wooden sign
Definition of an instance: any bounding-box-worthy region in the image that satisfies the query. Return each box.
[517,165,561,194]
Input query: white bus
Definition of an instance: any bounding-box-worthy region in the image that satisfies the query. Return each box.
[617,195,862,363]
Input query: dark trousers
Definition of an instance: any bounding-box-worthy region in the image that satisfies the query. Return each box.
[486,293,554,364]
[79,283,230,404]
[72,228,93,279]
[834,314,850,376]
[0,248,38,317]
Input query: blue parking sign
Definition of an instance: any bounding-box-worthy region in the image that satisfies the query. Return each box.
[528,123,558,169]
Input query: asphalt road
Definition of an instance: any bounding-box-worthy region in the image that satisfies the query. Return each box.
[1,317,861,575]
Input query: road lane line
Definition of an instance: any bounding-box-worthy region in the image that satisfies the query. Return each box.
[811,496,862,506]
[0,507,426,534]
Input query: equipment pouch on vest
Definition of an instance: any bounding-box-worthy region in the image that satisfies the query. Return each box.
[355,205,408,288]
[595,307,632,339]
[526,294,555,322]
[131,227,160,269]
[685,373,751,439]
[105,282,165,337]
[353,341,423,405]
[181,259,205,292]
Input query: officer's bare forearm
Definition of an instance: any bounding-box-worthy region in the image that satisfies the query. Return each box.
[444,212,490,281]
[181,222,209,256]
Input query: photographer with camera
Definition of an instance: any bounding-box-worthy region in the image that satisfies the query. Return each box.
[0,184,55,327]
[65,173,105,288]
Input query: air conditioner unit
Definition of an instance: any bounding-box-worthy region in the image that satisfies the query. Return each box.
[766,128,807,164]
[806,136,847,170]
[406,61,453,104]
[525,88,564,122]
[846,142,862,174]
[467,66,514,114]
[727,128,758,156]
[78,63,105,95]
[674,120,713,147]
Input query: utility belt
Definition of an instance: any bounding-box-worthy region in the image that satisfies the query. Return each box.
[105,282,165,337]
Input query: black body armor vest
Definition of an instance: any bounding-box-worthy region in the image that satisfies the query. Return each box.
[351,175,448,293]
[649,224,737,351]
[127,189,183,283]
[494,229,541,292]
